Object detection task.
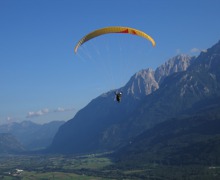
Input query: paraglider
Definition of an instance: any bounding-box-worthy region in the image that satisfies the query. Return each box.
[115,91,123,103]
[74,26,156,53]
[74,26,156,103]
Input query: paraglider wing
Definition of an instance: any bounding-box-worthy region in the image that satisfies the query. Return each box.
[74,26,156,53]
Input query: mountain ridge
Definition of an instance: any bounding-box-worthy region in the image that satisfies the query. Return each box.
[48,53,195,154]
[112,40,220,166]
[0,120,64,150]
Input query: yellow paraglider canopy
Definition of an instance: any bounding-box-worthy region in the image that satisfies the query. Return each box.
[74,26,156,53]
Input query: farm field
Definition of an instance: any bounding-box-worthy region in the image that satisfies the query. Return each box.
[0,154,220,179]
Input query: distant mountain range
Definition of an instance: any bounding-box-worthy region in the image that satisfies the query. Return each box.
[0,120,64,151]
[0,133,25,154]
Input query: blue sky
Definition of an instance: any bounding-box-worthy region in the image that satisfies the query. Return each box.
[1,0,220,124]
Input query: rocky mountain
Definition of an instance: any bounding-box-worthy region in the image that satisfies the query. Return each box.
[113,40,220,166]
[155,54,194,84]
[125,68,158,98]
[127,41,220,130]
[0,120,64,150]
[0,133,25,154]
[48,52,194,154]
[123,54,193,98]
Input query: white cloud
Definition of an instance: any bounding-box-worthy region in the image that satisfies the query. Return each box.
[6,116,15,122]
[5,116,21,122]
[190,48,200,53]
[26,108,49,118]
[54,107,75,113]
[26,107,75,119]
[190,48,207,54]
[54,107,65,112]
[6,116,13,121]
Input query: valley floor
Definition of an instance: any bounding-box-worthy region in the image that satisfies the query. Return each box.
[0,154,220,180]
